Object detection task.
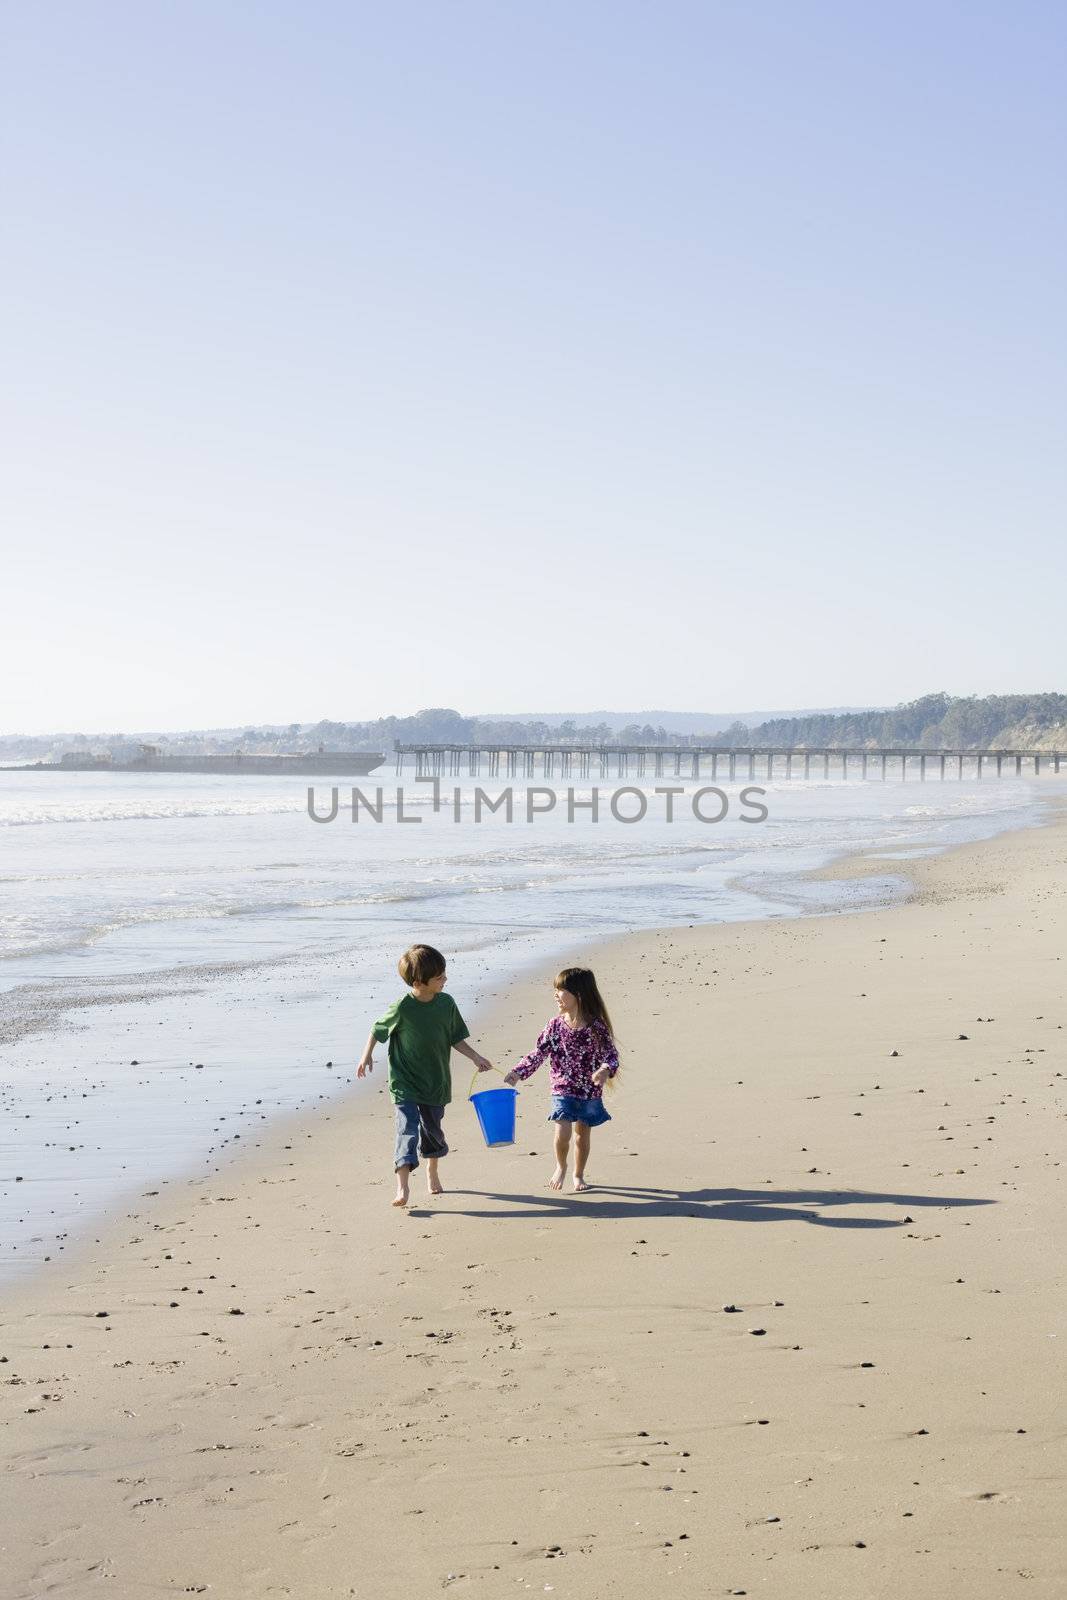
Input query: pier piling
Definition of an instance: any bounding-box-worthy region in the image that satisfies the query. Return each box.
[391,743,1067,785]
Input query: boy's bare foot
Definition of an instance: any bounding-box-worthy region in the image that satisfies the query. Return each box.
[549,1165,565,1190]
[573,1175,590,1192]
[393,1175,410,1207]
[426,1158,444,1196]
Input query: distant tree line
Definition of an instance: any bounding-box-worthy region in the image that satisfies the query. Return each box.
[4,692,1067,764]
[259,694,1067,751]
[285,710,676,749]
[731,692,1067,751]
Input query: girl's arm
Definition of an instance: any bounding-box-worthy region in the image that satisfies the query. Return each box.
[453,1038,494,1072]
[590,1021,620,1086]
[504,1023,553,1086]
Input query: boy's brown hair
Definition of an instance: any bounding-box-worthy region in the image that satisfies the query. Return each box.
[398,944,447,986]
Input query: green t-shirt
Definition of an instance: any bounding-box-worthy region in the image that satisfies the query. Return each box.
[372,991,470,1105]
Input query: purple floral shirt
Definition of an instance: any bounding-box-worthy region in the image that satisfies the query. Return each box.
[511,1015,620,1100]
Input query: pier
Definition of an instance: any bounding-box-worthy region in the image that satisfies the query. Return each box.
[394,743,1067,781]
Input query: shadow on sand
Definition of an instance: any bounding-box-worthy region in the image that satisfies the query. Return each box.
[423,1183,996,1227]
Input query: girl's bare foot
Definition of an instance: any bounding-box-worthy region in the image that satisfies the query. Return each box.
[573,1175,590,1192]
[549,1165,566,1190]
[393,1174,410,1207]
[427,1158,444,1196]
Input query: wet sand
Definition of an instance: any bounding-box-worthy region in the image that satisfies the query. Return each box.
[2,805,1065,1598]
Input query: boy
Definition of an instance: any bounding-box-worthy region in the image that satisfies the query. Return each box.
[357,944,493,1206]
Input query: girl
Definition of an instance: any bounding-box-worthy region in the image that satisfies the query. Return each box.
[504,966,619,1192]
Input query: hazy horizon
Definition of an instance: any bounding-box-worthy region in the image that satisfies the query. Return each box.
[2,702,877,743]
[8,691,1067,746]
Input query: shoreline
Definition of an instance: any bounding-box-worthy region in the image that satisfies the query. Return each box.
[2,804,1066,1596]
[0,795,1060,1291]
[0,793,1049,1292]
[0,787,1054,1286]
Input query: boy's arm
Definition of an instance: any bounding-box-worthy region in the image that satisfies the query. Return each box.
[448,999,491,1072]
[356,1028,379,1077]
[453,1038,494,1073]
[358,999,402,1077]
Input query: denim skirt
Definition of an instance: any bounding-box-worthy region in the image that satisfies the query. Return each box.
[549,1094,612,1127]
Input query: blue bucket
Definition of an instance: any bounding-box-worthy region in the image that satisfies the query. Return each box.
[469,1086,518,1147]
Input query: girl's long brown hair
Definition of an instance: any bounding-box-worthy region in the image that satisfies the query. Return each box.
[555,967,617,1044]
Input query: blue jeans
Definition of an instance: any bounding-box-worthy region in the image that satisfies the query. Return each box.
[393,1102,448,1171]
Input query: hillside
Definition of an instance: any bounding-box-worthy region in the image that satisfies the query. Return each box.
[742,693,1067,750]
[4,693,1067,764]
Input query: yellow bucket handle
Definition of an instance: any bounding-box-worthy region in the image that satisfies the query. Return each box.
[468,1064,511,1098]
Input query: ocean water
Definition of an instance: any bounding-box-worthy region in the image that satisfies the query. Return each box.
[0,767,1057,1281]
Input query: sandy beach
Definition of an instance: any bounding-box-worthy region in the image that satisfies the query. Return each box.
[2,804,1065,1600]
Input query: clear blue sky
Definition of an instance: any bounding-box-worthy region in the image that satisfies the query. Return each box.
[4,1,1065,732]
